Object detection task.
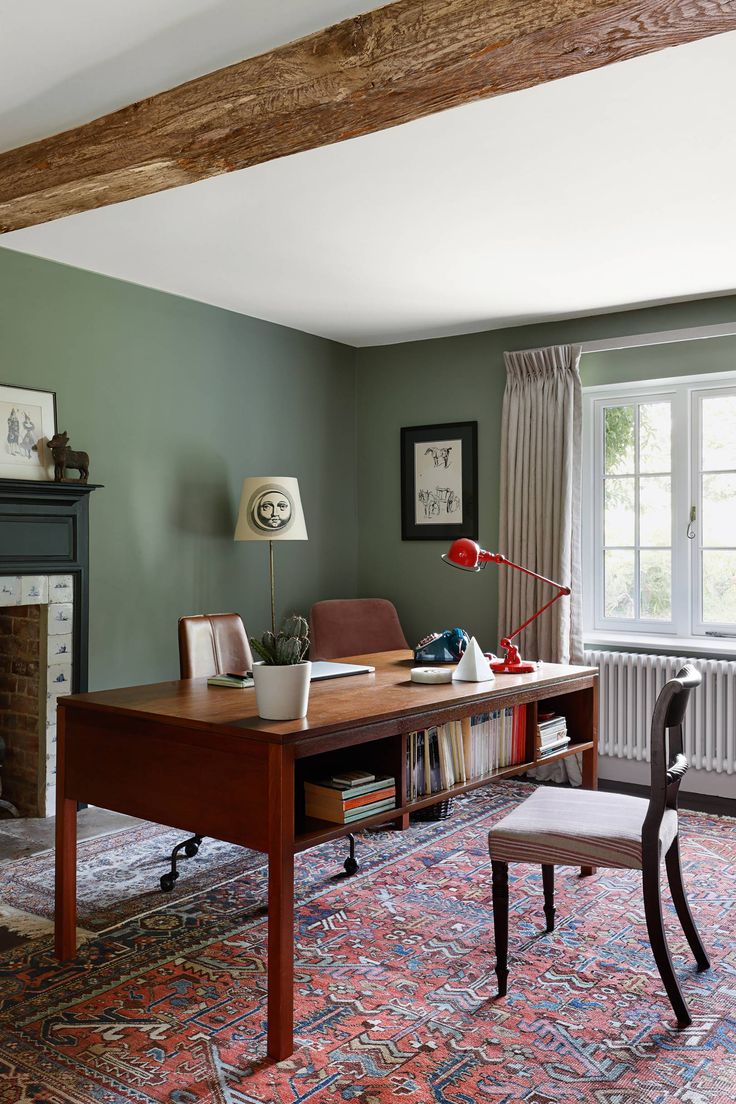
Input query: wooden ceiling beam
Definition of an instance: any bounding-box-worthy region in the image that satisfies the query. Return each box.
[2,0,735,232]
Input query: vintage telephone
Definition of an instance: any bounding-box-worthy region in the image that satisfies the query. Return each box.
[413,627,470,664]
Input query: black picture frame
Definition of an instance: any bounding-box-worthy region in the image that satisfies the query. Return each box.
[401,421,478,540]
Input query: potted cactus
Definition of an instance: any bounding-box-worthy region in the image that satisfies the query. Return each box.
[250,614,312,720]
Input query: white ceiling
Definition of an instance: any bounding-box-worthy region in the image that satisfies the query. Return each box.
[2,6,736,347]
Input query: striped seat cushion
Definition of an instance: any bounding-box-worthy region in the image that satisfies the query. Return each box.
[488,787,678,870]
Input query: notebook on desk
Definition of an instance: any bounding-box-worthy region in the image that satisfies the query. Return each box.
[310,661,375,680]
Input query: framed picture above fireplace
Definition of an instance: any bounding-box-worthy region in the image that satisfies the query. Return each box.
[0,384,57,481]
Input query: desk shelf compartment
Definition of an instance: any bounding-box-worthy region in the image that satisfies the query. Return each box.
[528,685,598,770]
[405,705,529,804]
[294,735,403,844]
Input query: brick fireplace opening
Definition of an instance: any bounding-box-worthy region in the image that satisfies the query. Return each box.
[0,605,47,816]
[0,575,75,817]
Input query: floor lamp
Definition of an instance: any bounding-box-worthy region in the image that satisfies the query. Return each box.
[235,477,308,634]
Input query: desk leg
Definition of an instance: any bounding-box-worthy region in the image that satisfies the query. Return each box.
[267,745,295,1062]
[55,710,77,960]
[580,682,599,878]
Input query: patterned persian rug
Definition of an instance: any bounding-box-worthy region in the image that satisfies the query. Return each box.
[0,779,735,1104]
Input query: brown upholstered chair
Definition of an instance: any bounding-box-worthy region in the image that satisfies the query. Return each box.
[488,665,709,1026]
[178,612,253,679]
[309,598,408,660]
[160,614,252,892]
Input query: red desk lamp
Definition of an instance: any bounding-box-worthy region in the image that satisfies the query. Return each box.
[442,538,571,674]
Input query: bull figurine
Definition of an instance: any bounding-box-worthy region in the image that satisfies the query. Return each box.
[47,431,90,484]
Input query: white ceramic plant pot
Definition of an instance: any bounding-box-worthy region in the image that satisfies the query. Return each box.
[253,661,312,720]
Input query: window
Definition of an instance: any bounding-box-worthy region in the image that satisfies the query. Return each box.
[583,373,736,640]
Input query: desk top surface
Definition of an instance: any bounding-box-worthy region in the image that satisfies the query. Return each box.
[59,651,598,744]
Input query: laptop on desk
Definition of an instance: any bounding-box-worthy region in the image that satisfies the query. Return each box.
[310,661,375,680]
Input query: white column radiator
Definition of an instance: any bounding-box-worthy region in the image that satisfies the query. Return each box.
[584,650,736,774]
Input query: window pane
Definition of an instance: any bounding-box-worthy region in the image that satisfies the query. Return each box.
[640,550,671,620]
[639,476,671,546]
[605,406,635,475]
[702,395,736,471]
[639,402,671,473]
[604,478,635,546]
[702,474,736,547]
[605,550,635,618]
[702,550,736,623]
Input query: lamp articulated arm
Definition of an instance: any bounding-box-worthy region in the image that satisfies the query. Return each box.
[442,538,571,673]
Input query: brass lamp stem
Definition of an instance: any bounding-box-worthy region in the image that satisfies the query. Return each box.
[269,540,276,635]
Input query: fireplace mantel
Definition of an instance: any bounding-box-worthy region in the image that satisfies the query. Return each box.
[0,478,101,696]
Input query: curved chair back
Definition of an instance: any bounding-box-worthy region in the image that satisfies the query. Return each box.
[178,613,253,679]
[309,598,408,660]
[643,664,701,841]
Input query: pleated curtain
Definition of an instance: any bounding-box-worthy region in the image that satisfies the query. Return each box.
[498,344,583,666]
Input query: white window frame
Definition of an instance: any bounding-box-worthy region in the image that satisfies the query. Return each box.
[582,369,736,642]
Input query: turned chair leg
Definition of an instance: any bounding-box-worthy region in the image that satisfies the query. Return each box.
[542,864,555,932]
[491,860,509,997]
[665,837,710,971]
[642,856,692,1026]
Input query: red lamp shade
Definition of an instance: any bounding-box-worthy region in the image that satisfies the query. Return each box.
[442,538,502,572]
[442,538,482,571]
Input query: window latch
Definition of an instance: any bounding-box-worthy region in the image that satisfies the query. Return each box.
[687,505,696,540]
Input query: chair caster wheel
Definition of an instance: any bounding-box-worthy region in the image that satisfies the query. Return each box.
[344,856,359,876]
[160,871,178,892]
[184,841,199,858]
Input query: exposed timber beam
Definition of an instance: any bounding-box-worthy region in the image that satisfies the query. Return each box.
[2,0,736,233]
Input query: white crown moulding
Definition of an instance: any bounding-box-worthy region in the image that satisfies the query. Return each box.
[452,637,495,683]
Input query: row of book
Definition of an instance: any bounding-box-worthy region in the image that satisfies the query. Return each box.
[536,713,571,758]
[304,770,396,824]
[406,707,527,799]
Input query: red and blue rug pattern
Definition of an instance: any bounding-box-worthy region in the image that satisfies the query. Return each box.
[0,780,735,1103]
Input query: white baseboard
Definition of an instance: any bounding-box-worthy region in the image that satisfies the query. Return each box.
[598,755,736,800]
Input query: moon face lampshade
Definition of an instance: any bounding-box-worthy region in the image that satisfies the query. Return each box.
[234,477,308,542]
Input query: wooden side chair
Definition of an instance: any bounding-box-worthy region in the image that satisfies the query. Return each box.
[488,664,710,1026]
[159,613,252,891]
[309,598,409,876]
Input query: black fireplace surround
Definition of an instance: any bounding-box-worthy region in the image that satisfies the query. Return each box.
[0,478,99,696]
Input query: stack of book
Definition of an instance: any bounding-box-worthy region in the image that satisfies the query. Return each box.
[406,706,527,800]
[304,771,396,824]
[537,714,570,757]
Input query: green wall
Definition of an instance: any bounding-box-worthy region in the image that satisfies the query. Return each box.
[4,240,736,685]
[355,298,736,650]
[0,248,358,690]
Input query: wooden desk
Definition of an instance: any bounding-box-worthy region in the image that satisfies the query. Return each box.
[55,651,598,1060]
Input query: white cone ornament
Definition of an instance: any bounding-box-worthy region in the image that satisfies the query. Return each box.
[452,637,495,682]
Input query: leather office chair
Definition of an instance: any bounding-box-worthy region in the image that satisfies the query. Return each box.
[488,665,709,1025]
[159,613,253,892]
[309,598,408,660]
[309,598,409,877]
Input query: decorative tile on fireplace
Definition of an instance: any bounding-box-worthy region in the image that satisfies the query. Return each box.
[21,576,48,605]
[49,575,74,605]
[0,577,21,606]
